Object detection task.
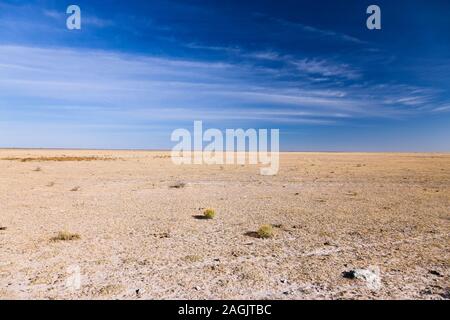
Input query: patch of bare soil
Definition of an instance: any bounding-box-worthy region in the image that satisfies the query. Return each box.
[0,150,448,300]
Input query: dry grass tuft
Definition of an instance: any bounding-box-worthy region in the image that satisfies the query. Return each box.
[97,284,123,295]
[50,231,81,242]
[182,255,202,263]
[203,209,216,219]
[151,232,171,239]
[257,225,274,239]
[169,182,186,189]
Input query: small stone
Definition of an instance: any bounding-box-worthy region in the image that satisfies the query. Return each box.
[440,288,450,299]
[429,270,443,277]
[342,270,356,279]
[342,268,381,290]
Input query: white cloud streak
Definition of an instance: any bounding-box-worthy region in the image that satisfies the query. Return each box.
[0,45,445,130]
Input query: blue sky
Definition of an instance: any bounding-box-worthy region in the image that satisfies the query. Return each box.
[0,0,449,151]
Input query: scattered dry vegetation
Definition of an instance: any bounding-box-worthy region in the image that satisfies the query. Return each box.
[2,156,115,162]
[150,232,171,239]
[1,151,449,299]
[182,255,202,263]
[203,209,216,219]
[169,182,186,189]
[257,225,274,239]
[97,284,123,296]
[50,231,81,242]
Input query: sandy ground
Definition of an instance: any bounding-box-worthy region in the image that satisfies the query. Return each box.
[0,149,449,300]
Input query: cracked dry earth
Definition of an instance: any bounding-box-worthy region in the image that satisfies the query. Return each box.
[0,150,449,300]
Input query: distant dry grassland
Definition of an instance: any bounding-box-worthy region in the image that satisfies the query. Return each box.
[1,156,116,162]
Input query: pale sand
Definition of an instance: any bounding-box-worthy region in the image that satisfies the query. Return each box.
[0,149,449,299]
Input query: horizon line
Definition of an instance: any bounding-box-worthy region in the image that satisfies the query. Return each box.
[0,147,449,154]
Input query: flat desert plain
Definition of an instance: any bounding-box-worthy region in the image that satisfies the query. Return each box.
[0,149,449,300]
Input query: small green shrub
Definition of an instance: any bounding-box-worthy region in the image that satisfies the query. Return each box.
[257,225,274,239]
[203,209,216,220]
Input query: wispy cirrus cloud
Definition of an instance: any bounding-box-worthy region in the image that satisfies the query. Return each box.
[0,44,445,131]
[292,59,361,80]
[0,1,449,151]
[254,12,366,45]
[297,23,366,44]
[432,104,450,112]
[185,41,362,81]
